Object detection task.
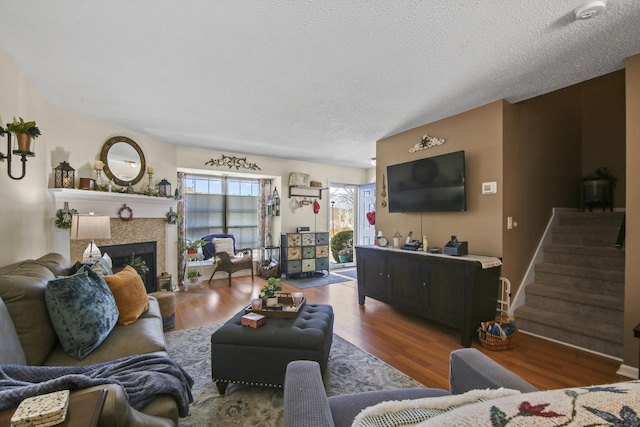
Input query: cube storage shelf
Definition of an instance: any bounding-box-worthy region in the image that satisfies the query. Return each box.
[281,232,330,278]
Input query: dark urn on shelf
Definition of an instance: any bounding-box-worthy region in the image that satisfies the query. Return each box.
[582,167,615,212]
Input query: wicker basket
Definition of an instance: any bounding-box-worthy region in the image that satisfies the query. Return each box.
[478,314,516,351]
[259,265,279,278]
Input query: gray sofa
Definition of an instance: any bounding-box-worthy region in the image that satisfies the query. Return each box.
[284,348,539,427]
[0,253,180,427]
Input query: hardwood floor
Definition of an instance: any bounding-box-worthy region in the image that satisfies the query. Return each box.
[172,272,628,392]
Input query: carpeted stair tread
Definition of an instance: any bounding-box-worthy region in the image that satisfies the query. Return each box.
[543,243,625,270]
[514,306,623,357]
[525,283,623,312]
[535,262,624,283]
[516,210,625,358]
[558,211,625,228]
[551,226,621,246]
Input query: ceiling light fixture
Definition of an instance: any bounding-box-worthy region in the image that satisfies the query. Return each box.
[574,1,607,20]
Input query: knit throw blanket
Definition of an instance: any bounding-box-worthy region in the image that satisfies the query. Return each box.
[0,354,194,417]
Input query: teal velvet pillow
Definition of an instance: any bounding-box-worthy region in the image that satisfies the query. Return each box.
[45,267,119,359]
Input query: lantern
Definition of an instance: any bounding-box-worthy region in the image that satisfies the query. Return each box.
[54,161,75,188]
[158,178,172,197]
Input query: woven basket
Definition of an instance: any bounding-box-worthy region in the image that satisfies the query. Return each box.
[259,265,279,278]
[478,314,516,351]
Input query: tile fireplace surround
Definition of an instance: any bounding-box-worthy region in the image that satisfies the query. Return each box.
[49,189,178,281]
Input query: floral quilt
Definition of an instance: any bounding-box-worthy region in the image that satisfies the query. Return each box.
[418,380,640,427]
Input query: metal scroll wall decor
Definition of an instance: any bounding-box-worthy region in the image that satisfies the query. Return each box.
[409,135,445,153]
[205,154,261,171]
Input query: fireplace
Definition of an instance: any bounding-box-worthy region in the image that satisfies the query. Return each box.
[100,241,157,293]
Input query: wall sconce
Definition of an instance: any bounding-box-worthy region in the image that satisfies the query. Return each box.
[0,127,37,180]
[158,178,172,197]
[54,161,75,188]
[369,157,376,166]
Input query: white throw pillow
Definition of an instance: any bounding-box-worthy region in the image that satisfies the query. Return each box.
[213,238,235,255]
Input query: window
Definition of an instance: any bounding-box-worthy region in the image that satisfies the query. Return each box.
[184,175,259,250]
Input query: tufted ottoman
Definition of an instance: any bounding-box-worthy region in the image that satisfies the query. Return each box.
[211,303,334,394]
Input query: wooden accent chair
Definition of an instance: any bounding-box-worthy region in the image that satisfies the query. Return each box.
[202,234,254,286]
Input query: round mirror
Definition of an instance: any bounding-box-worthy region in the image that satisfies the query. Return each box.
[100,136,146,187]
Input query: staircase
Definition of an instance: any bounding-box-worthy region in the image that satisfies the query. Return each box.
[514,211,625,358]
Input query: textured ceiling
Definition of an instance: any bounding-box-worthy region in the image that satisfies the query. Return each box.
[1,1,639,168]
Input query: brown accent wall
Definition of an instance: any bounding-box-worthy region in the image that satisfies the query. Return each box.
[581,70,627,208]
[376,100,504,258]
[376,70,625,302]
[503,86,582,290]
[624,53,640,371]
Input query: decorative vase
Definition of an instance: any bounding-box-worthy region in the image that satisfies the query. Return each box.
[15,133,33,153]
[265,296,278,307]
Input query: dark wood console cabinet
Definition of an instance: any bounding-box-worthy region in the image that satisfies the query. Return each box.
[355,246,502,347]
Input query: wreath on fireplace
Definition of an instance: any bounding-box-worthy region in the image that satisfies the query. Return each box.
[118,204,133,221]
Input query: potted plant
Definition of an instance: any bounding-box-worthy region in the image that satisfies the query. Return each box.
[129,256,149,280]
[2,117,41,153]
[261,277,282,307]
[338,240,353,263]
[187,269,202,284]
[181,239,206,255]
[330,229,353,263]
[582,167,616,211]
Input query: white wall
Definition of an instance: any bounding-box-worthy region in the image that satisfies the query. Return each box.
[0,45,370,267]
[177,146,369,237]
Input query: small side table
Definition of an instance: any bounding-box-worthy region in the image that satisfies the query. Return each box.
[0,389,107,427]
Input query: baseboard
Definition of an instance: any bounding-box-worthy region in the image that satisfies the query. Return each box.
[617,363,639,379]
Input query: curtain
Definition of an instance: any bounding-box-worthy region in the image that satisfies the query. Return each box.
[177,172,186,284]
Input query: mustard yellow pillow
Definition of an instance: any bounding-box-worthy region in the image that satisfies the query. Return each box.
[103,265,150,325]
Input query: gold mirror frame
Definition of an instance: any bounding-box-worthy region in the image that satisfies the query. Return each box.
[100,136,146,187]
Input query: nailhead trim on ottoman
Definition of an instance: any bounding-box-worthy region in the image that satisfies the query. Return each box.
[211,303,334,393]
[150,292,175,331]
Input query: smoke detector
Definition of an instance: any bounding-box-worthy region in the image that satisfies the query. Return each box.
[575,1,607,20]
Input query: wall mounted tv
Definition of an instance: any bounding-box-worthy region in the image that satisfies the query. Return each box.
[387,150,466,213]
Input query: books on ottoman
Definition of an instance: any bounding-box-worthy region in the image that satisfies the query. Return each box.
[11,390,70,427]
[242,312,266,328]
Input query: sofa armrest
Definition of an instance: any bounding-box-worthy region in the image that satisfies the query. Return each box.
[284,360,335,427]
[449,348,538,394]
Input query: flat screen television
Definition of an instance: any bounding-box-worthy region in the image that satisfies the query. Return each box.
[387,150,466,213]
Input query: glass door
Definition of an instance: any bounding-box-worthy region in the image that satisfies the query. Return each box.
[329,183,357,268]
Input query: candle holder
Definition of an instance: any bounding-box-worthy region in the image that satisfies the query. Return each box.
[147,171,154,193]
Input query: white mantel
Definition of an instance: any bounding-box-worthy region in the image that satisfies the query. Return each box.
[48,189,179,280]
[48,188,176,218]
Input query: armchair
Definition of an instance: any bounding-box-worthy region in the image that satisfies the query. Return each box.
[201,234,254,286]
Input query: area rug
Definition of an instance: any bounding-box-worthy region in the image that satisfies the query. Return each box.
[333,267,357,280]
[164,324,423,426]
[282,273,352,289]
